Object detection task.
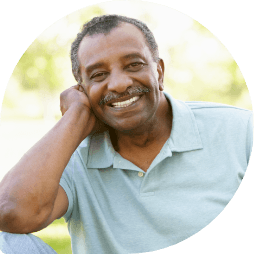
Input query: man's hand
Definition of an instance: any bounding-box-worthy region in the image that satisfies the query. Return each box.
[60,84,107,135]
[60,84,91,116]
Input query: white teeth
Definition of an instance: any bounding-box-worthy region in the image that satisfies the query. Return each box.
[111,96,139,108]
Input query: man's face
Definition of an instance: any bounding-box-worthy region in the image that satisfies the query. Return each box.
[78,22,164,132]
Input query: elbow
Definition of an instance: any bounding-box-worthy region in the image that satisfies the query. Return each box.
[0,200,22,233]
[0,210,21,233]
[0,200,52,234]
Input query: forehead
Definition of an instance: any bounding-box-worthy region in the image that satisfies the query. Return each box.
[77,23,153,70]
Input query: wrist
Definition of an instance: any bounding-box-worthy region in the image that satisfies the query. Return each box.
[63,102,96,142]
[69,102,92,113]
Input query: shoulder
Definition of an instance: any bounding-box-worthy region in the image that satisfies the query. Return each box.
[186,100,251,114]
[186,101,252,128]
[185,101,253,156]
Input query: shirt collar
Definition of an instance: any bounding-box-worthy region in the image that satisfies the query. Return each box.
[164,92,203,152]
[87,131,115,168]
[87,92,203,169]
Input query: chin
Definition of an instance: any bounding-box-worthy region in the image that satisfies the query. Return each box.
[107,117,152,134]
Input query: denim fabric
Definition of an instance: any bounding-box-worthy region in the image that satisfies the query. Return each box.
[0,232,56,254]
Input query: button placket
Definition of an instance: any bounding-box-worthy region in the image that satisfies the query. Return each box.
[138,172,144,177]
[139,169,155,196]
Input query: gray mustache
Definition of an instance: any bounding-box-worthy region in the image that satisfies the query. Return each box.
[99,86,150,105]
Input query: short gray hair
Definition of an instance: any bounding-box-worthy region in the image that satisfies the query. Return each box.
[70,14,159,84]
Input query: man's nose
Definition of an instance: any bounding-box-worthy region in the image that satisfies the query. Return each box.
[107,71,133,93]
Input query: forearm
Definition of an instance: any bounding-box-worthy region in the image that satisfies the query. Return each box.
[0,103,94,232]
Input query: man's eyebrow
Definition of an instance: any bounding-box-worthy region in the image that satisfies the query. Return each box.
[121,53,145,60]
[85,62,105,74]
[84,53,145,73]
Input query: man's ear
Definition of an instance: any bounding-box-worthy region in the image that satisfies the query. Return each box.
[157,58,165,91]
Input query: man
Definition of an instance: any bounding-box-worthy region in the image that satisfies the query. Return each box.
[0,14,253,254]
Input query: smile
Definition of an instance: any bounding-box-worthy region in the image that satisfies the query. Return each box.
[111,96,140,108]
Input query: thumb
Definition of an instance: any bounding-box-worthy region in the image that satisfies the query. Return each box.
[78,85,85,92]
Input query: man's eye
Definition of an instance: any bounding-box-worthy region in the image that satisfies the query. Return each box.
[90,72,107,81]
[127,62,145,70]
[126,62,145,72]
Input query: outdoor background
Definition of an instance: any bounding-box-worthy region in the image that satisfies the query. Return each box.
[0,1,252,253]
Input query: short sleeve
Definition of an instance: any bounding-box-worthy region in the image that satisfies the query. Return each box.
[246,112,253,164]
[59,153,76,222]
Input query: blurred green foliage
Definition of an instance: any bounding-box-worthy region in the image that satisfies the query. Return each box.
[2,3,252,122]
[164,20,249,108]
[42,237,72,254]
[13,41,63,92]
[12,6,105,93]
[38,218,72,254]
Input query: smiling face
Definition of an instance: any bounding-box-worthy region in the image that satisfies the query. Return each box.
[78,22,164,132]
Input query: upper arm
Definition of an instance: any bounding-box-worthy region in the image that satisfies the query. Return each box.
[52,185,69,220]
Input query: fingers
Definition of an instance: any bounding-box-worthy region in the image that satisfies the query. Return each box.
[60,84,89,117]
[71,84,79,90]
[78,85,85,92]
[72,84,85,93]
[60,104,66,116]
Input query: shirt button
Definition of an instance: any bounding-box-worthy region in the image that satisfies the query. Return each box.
[138,172,144,177]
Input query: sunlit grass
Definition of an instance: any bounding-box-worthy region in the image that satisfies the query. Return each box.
[0,218,72,253]
[34,218,72,254]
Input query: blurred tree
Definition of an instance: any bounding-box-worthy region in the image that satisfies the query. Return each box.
[3,3,251,122]
[9,5,105,120]
[164,20,251,109]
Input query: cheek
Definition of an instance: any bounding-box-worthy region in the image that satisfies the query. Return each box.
[87,86,106,115]
[133,73,157,91]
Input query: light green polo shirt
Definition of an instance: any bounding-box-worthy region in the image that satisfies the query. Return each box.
[60,93,253,254]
